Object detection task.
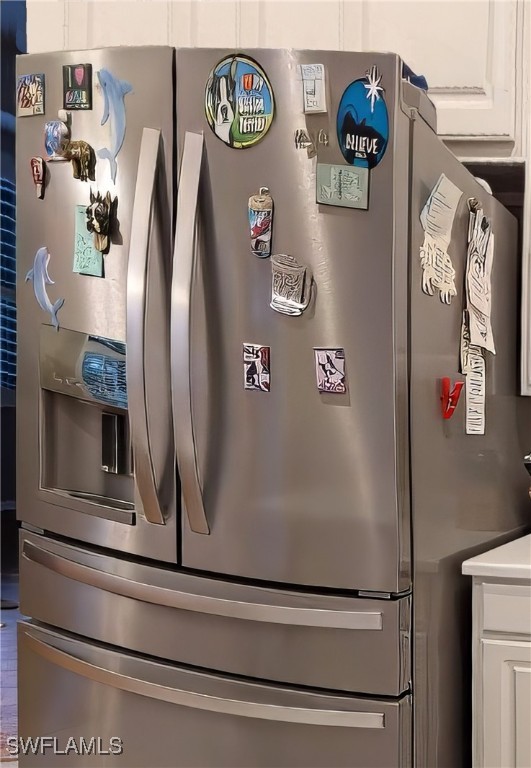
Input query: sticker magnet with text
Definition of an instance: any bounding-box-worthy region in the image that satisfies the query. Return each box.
[205,55,274,149]
[336,66,388,169]
[17,74,45,117]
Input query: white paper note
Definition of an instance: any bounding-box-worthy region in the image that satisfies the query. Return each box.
[419,174,463,304]
[465,345,485,435]
[465,206,495,354]
[298,64,327,114]
[460,310,472,374]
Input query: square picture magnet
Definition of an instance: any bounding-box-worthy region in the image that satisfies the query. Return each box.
[17,74,45,116]
[73,205,103,277]
[316,164,369,210]
[314,348,347,394]
[63,64,92,110]
[243,343,270,392]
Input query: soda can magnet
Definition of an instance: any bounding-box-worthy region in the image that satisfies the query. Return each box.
[248,187,274,258]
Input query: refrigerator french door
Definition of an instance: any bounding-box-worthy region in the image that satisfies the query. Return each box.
[173,48,412,593]
[16,47,177,562]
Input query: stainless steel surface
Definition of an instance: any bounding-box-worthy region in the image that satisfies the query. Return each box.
[23,537,382,629]
[16,47,177,561]
[176,48,411,592]
[19,621,412,767]
[41,489,134,524]
[171,131,209,534]
[20,531,410,696]
[25,630,384,727]
[127,126,165,525]
[38,384,135,520]
[63,491,132,510]
[408,117,531,767]
[399,80,437,132]
[101,412,128,474]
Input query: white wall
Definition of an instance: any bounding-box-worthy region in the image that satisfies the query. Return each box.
[25,0,519,142]
[25,0,504,87]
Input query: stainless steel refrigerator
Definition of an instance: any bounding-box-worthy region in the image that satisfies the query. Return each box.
[15,46,530,767]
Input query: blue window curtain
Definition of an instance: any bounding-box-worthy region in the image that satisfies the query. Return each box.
[1,0,27,393]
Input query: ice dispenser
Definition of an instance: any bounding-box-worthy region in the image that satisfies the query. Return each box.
[39,324,134,519]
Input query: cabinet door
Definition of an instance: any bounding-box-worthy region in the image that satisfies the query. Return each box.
[359,0,519,144]
[481,639,531,768]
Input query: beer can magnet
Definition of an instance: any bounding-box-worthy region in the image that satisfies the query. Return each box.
[248,187,274,259]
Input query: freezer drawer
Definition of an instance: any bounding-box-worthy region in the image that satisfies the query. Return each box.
[20,532,411,696]
[18,622,412,768]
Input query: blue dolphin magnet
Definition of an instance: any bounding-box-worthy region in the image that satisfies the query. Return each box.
[97,68,132,183]
[25,246,65,330]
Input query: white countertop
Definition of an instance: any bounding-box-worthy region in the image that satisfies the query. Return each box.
[462,534,531,579]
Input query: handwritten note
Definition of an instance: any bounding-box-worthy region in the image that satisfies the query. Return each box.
[465,345,486,435]
[460,311,472,374]
[419,174,463,304]
[73,204,103,277]
[465,202,495,354]
[316,163,369,209]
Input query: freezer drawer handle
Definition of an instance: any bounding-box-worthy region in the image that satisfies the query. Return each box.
[22,627,385,728]
[171,131,210,534]
[127,127,165,525]
[22,539,384,630]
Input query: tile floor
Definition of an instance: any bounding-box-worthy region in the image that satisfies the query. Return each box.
[1,575,20,767]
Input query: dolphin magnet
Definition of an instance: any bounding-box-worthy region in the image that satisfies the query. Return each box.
[97,68,132,183]
[25,246,65,330]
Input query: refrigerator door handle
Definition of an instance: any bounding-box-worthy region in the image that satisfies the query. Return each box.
[22,538,384,630]
[171,131,210,534]
[23,627,385,728]
[126,127,165,526]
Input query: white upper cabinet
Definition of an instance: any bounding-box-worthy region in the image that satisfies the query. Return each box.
[26,0,524,154]
[358,0,520,149]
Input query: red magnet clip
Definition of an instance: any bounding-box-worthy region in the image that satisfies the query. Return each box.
[441,377,464,419]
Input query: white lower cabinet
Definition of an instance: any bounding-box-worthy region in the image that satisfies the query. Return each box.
[481,638,531,768]
[463,537,531,768]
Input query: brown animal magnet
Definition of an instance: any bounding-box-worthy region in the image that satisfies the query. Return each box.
[86,189,116,254]
[66,140,96,182]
